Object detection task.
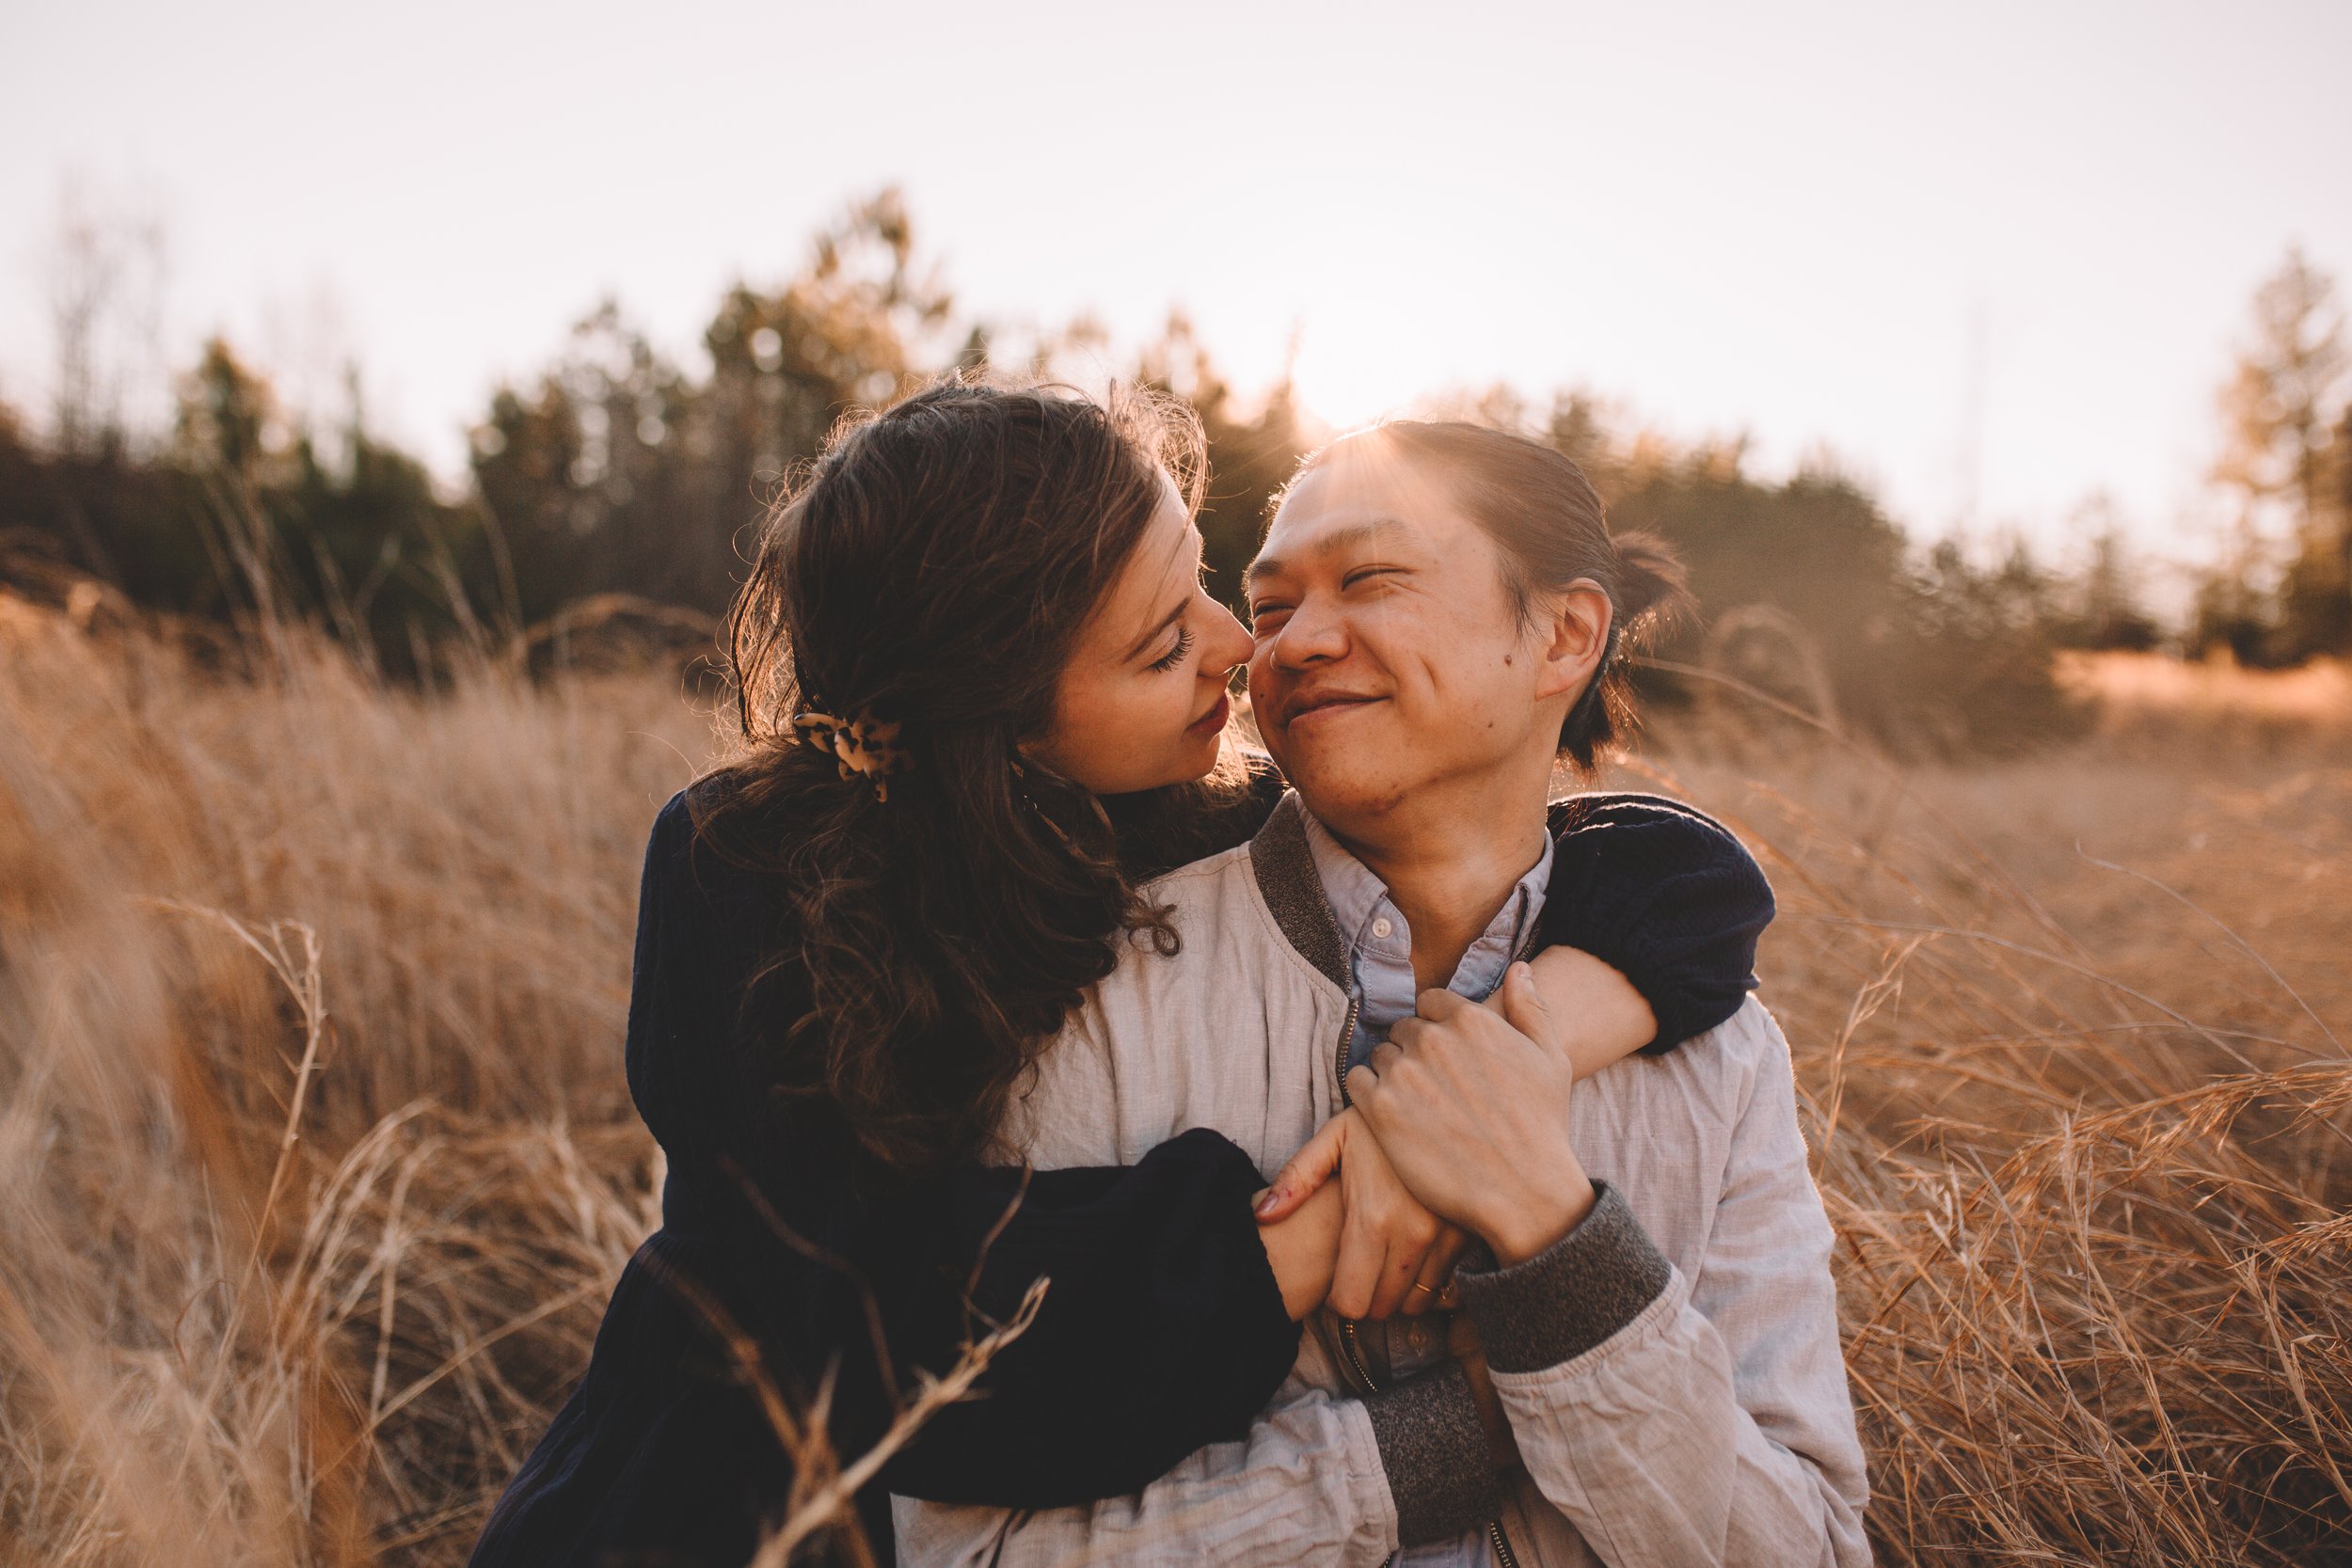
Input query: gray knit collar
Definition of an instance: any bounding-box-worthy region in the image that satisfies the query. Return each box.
[1247,792,1353,990]
[1249,787,1585,991]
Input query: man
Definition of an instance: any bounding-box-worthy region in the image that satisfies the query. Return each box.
[896,422,1870,1566]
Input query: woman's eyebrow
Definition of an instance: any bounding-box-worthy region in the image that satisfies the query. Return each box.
[1247,519,1407,588]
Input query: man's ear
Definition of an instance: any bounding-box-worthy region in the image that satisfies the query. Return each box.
[1532,579,1613,702]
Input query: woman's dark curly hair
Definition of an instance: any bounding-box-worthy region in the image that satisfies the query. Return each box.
[696,378,1250,1174]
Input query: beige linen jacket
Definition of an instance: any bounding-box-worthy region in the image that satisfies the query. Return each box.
[895,796,1870,1567]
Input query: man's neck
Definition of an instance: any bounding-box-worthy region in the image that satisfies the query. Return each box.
[1316,775,1551,994]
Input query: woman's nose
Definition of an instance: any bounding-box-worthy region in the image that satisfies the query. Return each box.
[1200,597,1254,674]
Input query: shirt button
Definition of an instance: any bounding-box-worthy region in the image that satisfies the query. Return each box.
[1371,917,1394,939]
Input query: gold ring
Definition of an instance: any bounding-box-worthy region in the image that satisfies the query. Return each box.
[1409,1281,1436,1297]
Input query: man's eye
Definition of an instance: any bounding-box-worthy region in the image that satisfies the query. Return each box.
[1343,567,1397,590]
[1249,604,1291,628]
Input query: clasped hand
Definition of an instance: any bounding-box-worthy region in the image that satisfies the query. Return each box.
[1254,961,1600,1321]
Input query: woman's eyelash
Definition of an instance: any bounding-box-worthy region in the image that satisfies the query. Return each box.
[1147,626,1194,673]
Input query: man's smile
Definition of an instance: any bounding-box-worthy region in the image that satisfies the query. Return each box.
[1278,689,1387,733]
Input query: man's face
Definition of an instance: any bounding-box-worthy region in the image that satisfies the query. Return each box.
[1246,446,1554,827]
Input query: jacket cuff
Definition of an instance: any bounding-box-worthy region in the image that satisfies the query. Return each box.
[1362,1361,1504,1545]
[1454,1182,1672,1373]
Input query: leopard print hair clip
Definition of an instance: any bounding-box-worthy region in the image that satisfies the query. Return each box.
[790,709,911,802]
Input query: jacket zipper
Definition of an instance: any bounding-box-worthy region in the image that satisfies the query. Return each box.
[1335,993,1361,1109]
[1332,989,1520,1568]
[1331,997,1382,1395]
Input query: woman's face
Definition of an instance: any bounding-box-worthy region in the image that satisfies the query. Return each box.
[1027,483,1253,796]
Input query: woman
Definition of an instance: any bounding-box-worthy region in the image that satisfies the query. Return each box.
[469,381,1772,1566]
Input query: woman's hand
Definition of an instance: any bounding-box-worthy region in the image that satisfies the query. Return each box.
[1352,964,1597,1265]
[1255,1174,1343,1321]
[1508,945,1655,1079]
[1253,1109,1471,1319]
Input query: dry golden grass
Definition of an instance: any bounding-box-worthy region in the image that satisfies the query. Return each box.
[2056,649,2352,760]
[3,607,2348,1566]
[1616,654,2352,1566]
[0,592,698,1566]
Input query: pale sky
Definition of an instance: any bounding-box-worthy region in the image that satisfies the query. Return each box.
[4,0,2347,566]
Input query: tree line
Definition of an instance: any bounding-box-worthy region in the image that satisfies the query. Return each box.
[3,192,2346,754]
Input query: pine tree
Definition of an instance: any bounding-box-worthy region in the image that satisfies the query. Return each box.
[2211,249,2349,660]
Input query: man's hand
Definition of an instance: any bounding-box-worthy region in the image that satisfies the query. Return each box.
[1253,1109,1471,1318]
[1349,963,1597,1265]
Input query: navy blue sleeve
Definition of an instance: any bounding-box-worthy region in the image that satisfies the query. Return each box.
[872,1129,1301,1508]
[1536,792,1776,1053]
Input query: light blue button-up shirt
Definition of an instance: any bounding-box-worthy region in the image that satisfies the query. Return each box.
[1300,809,1554,1070]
